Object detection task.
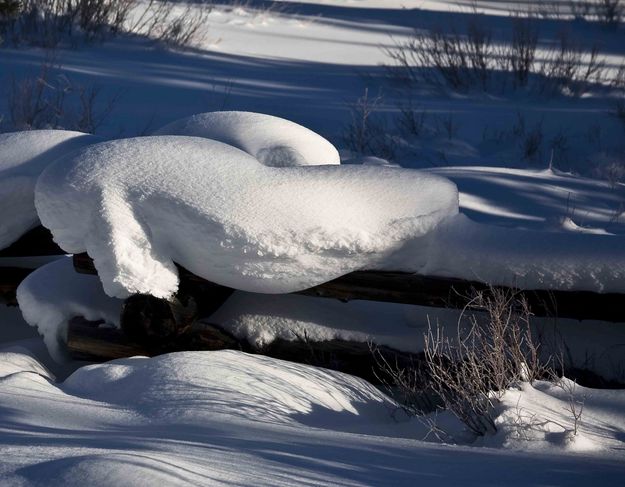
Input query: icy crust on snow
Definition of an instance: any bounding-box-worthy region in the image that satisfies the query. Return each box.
[16,257,122,362]
[0,130,98,249]
[154,111,341,167]
[35,136,458,298]
[396,214,625,293]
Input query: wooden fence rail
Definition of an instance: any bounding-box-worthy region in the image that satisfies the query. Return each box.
[73,253,625,323]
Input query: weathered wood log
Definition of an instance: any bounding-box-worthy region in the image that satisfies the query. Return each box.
[261,338,424,385]
[67,315,246,360]
[67,316,625,389]
[0,267,34,305]
[0,226,63,257]
[67,317,149,361]
[120,294,241,355]
[66,315,423,385]
[73,253,625,322]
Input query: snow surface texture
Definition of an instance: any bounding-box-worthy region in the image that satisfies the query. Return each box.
[382,166,625,293]
[0,130,98,249]
[35,135,458,298]
[16,257,122,362]
[393,213,625,293]
[1,349,624,486]
[154,111,340,167]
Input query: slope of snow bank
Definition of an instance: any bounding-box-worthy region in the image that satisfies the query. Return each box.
[488,379,625,452]
[35,135,458,298]
[0,130,98,249]
[155,111,340,167]
[0,349,53,381]
[394,213,625,293]
[16,257,122,361]
[1,349,624,486]
[63,350,398,429]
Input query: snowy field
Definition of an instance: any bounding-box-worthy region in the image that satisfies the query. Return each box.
[1,1,625,485]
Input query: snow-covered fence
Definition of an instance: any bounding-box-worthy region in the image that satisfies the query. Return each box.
[66,252,625,362]
[71,252,625,324]
[3,112,625,372]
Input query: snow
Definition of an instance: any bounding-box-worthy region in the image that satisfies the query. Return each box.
[0,349,53,381]
[208,290,431,351]
[0,348,624,486]
[429,167,625,234]
[487,378,625,453]
[393,212,625,293]
[423,377,625,453]
[337,166,625,293]
[61,349,397,429]
[35,135,458,298]
[25,130,624,297]
[0,130,98,249]
[16,257,122,362]
[154,111,340,167]
[1,0,625,484]
[17,258,625,388]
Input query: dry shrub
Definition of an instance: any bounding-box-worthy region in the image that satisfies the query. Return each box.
[0,0,213,48]
[127,0,213,48]
[423,289,550,436]
[0,0,134,46]
[385,21,500,92]
[522,0,622,27]
[594,0,624,26]
[6,56,116,133]
[343,88,397,160]
[387,18,610,97]
[375,287,554,438]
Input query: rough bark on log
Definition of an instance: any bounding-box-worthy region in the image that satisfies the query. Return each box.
[0,226,63,257]
[73,253,625,322]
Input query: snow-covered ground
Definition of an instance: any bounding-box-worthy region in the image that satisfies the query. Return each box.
[1,1,625,485]
[1,348,624,486]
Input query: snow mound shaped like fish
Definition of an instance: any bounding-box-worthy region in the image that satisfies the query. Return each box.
[36,135,458,298]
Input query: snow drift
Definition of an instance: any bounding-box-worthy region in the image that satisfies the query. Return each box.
[1,348,624,486]
[154,111,341,167]
[391,213,625,293]
[62,350,397,428]
[0,130,98,249]
[35,135,458,298]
